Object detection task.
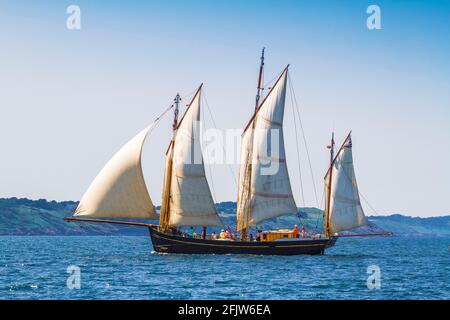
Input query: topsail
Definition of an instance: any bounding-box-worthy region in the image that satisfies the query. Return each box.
[74,125,158,219]
[324,134,367,234]
[236,67,297,231]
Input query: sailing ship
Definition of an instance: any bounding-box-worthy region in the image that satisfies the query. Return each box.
[65,51,372,255]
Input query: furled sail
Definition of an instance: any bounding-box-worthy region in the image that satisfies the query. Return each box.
[237,67,297,231]
[324,135,367,234]
[160,86,222,227]
[74,125,158,219]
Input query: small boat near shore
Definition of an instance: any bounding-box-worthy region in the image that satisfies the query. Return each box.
[65,50,384,255]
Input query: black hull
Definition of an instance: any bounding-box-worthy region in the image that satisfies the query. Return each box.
[149,227,337,255]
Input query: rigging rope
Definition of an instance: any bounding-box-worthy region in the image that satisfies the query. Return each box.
[181,87,200,102]
[335,154,379,216]
[202,91,238,187]
[263,72,279,90]
[153,86,198,124]
[200,98,217,201]
[153,102,175,123]
[289,81,306,207]
[285,77,307,228]
[315,188,326,230]
[359,191,378,215]
[287,73,324,232]
[287,74,320,209]
[200,91,228,227]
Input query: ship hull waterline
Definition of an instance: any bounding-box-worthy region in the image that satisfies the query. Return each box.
[149,226,338,255]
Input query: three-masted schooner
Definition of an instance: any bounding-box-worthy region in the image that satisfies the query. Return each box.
[65,51,370,255]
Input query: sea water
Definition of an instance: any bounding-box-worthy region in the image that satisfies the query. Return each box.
[0,236,449,299]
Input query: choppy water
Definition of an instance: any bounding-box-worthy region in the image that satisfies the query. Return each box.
[0,236,449,299]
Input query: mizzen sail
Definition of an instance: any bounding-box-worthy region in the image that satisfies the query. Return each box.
[324,134,367,234]
[160,86,222,227]
[74,125,158,219]
[237,67,297,231]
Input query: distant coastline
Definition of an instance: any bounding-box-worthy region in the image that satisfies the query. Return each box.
[1,198,449,237]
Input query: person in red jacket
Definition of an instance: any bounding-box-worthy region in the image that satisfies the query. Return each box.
[293,225,299,238]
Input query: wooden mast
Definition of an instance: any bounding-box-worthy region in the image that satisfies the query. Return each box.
[159,93,181,231]
[255,47,265,110]
[324,132,335,237]
[239,49,266,240]
[173,93,180,130]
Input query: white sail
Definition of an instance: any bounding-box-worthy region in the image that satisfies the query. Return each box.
[164,87,222,227]
[237,68,297,230]
[325,136,367,234]
[74,125,158,219]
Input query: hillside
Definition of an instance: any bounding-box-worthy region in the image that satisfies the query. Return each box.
[0,198,153,236]
[1,198,449,236]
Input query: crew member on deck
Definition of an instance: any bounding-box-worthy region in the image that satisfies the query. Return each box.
[256,230,261,241]
[201,226,207,240]
[293,225,299,238]
[225,227,232,239]
[219,229,226,239]
[301,226,306,238]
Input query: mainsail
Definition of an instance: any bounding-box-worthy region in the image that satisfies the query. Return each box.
[324,134,367,234]
[74,125,158,219]
[160,85,222,228]
[236,67,297,231]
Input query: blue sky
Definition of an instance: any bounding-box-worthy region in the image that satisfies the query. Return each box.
[0,0,449,216]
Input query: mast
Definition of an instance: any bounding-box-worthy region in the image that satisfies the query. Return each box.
[255,47,265,110]
[159,93,181,231]
[241,48,265,240]
[330,132,335,164]
[173,93,180,130]
[325,132,335,237]
[237,64,294,238]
